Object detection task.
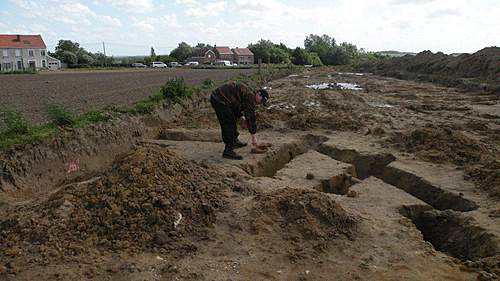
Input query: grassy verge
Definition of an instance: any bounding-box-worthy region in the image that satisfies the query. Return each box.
[0,66,299,150]
[0,69,37,75]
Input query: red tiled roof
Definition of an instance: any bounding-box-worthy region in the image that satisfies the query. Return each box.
[215,46,232,55]
[232,47,253,56]
[0,34,46,49]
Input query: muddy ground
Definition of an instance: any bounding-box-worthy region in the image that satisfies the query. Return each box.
[0,68,256,124]
[0,67,499,280]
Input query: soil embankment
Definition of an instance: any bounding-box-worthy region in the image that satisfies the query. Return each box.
[360,47,500,93]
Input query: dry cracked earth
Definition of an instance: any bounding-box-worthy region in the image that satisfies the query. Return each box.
[1,68,499,280]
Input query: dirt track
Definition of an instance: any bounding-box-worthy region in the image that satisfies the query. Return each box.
[0,68,256,124]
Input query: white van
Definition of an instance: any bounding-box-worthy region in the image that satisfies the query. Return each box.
[214,60,232,66]
[151,61,167,68]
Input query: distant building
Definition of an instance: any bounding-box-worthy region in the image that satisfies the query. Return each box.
[232,47,254,65]
[187,49,216,64]
[214,46,234,62]
[0,34,54,71]
[47,55,61,70]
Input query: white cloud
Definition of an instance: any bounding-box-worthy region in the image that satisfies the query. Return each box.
[175,0,198,6]
[97,0,153,13]
[186,1,227,17]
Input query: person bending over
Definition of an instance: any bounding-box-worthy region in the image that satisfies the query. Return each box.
[210,82,269,160]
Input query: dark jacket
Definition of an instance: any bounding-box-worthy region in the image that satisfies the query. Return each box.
[210,82,257,134]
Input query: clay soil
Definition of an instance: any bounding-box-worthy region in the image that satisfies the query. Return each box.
[0,68,256,124]
[0,67,499,280]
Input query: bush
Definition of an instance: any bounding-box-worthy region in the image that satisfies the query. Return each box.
[76,111,110,126]
[0,69,37,75]
[129,100,156,115]
[201,79,215,89]
[0,110,30,135]
[161,78,192,103]
[46,104,75,127]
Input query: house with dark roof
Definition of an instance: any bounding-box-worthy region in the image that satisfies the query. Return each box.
[0,34,59,71]
[232,47,254,65]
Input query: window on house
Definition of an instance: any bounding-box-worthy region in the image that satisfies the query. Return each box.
[29,50,34,56]
[2,50,8,57]
[41,50,46,56]
[15,50,21,57]
[17,61,22,70]
[42,60,46,67]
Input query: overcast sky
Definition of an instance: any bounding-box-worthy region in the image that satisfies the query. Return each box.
[0,0,498,56]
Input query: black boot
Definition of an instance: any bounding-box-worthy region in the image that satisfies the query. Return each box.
[233,139,248,149]
[223,146,243,160]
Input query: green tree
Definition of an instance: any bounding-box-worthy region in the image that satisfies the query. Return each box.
[170,42,193,61]
[60,50,78,65]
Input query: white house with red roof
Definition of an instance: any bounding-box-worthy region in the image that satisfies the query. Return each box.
[0,34,59,71]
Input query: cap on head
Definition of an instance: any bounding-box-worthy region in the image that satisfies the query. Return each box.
[257,88,269,106]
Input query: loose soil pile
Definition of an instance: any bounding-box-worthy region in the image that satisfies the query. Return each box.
[390,124,490,166]
[390,124,500,197]
[361,47,500,92]
[250,188,357,241]
[0,146,229,264]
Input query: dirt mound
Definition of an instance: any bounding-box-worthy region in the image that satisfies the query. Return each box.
[361,47,500,92]
[390,125,490,166]
[250,188,357,241]
[0,146,228,262]
[463,256,500,277]
[466,160,500,198]
[286,111,362,131]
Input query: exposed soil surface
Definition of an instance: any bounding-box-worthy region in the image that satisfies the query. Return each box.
[1,67,499,280]
[360,47,500,92]
[0,68,256,124]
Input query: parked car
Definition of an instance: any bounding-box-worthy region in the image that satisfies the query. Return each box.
[151,61,167,68]
[185,61,199,66]
[169,62,180,67]
[131,63,147,68]
[214,60,232,66]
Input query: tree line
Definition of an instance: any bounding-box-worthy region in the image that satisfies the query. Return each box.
[51,34,384,67]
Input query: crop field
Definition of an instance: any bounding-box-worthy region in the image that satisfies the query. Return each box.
[0,68,256,123]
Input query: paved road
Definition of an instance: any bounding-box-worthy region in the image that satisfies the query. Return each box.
[0,68,256,124]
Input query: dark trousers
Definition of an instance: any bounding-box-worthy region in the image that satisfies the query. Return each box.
[210,97,239,150]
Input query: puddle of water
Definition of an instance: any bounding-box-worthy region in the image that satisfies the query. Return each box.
[336,83,363,91]
[303,100,321,107]
[306,83,331,90]
[306,82,363,91]
[287,74,299,78]
[367,102,395,108]
[338,72,365,76]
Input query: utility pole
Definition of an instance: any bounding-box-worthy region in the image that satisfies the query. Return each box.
[102,42,107,67]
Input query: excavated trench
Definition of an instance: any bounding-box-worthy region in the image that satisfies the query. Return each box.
[380,165,478,212]
[317,145,478,212]
[240,134,328,177]
[400,205,500,261]
[315,174,359,195]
